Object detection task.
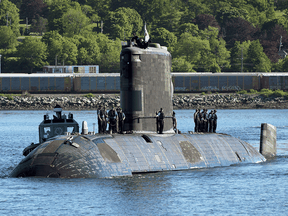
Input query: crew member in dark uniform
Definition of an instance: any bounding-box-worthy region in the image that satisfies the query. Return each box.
[195,109,201,132]
[208,110,214,133]
[203,109,208,132]
[97,106,102,133]
[172,111,177,133]
[117,108,126,134]
[157,108,165,134]
[194,109,199,132]
[131,33,150,49]
[212,109,218,133]
[199,109,206,132]
[98,106,107,134]
[108,108,117,134]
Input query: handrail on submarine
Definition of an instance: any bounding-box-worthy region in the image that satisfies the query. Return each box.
[132,116,173,123]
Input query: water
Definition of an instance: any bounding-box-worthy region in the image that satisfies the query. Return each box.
[1,109,288,215]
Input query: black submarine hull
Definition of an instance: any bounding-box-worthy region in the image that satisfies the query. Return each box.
[10,133,265,178]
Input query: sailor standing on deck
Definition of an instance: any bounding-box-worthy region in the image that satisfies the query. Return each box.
[208,110,214,133]
[98,106,107,134]
[202,109,208,132]
[108,107,117,134]
[212,110,218,133]
[172,111,177,133]
[199,109,206,132]
[194,109,199,132]
[157,108,165,134]
[117,108,125,134]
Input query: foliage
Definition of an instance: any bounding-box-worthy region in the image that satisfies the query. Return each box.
[0,26,18,50]
[46,0,82,34]
[258,89,288,97]
[94,33,122,72]
[83,93,94,98]
[193,14,220,31]
[104,7,143,40]
[0,94,14,100]
[259,88,274,97]
[74,34,101,65]
[20,0,48,22]
[17,37,48,72]
[172,57,195,72]
[152,27,177,51]
[247,40,271,72]
[237,90,248,94]
[62,8,90,36]
[173,26,230,72]
[30,17,48,35]
[230,41,251,72]
[221,17,259,49]
[272,89,288,97]
[3,0,288,73]
[0,0,20,36]
[249,89,258,94]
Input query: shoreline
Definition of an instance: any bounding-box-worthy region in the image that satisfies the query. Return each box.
[0,93,287,110]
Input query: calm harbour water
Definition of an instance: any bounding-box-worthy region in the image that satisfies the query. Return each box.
[1,109,288,215]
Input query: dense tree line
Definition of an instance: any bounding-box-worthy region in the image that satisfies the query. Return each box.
[1,0,288,73]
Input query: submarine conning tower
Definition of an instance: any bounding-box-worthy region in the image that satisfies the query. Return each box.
[120,41,173,132]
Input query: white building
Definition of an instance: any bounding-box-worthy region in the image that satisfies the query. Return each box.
[42,65,99,73]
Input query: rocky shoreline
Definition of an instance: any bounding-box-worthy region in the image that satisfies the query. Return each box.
[0,93,287,110]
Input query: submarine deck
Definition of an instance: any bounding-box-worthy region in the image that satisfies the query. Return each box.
[10,133,265,178]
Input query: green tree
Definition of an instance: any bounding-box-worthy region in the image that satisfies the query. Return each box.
[152,27,177,51]
[17,37,48,72]
[73,34,101,65]
[173,26,230,72]
[173,32,211,71]
[172,57,195,72]
[0,0,20,36]
[47,0,81,34]
[42,31,63,65]
[105,7,143,40]
[62,8,90,36]
[247,39,271,72]
[280,57,288,72]
[95,33,122,72]
[177,23,199,37]
[155,2,183,32]
[86,0,111,18]
[42,31,78,65]
[180,0,210,25]
[30,17,48,35]
[60,37,78,65]
[0,26,18,50]
[199,27,230,70]
[230,41,251,72]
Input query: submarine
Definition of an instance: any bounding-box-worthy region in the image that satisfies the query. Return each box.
[10,36,277,178]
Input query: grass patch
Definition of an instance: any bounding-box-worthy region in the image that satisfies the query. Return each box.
[83,93,94,98]
[0,94,20,100]
[236,89,288,98]
[259,89,274,97]
[237,90,247,94]
[249,89,258,94]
